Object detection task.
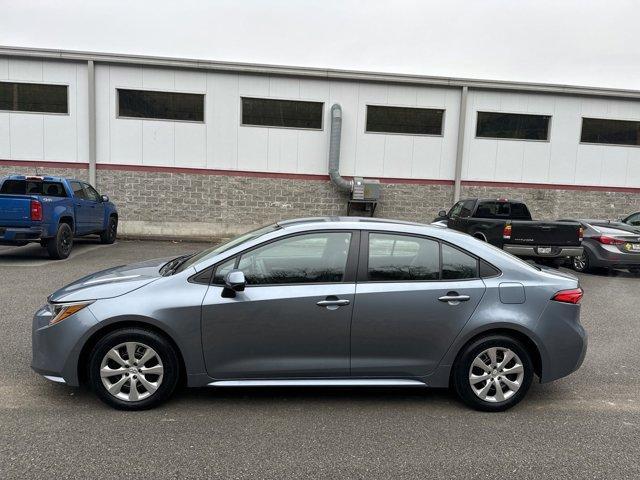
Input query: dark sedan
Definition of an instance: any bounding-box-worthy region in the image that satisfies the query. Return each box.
[559,219,640,275]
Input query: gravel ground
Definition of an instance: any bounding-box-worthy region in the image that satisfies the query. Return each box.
[0,239,638,479]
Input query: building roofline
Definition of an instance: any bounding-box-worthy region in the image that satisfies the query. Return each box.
[2,45,640,100]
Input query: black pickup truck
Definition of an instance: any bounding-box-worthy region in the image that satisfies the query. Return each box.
[436,198,583,263]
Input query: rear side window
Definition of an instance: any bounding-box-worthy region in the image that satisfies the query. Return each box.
[442,244,478,279]
[368,233,440,281]
[0,180,67,197]
[473,201,530,219]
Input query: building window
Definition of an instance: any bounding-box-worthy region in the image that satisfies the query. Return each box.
[366,105,444,135]
[241,97,323,130]
[0,82,68,114]
[117,89,204,122]
[476,111,550,140]
[581,117,640,146]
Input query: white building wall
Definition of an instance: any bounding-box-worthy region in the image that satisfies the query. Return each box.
[0,58,88,163]
[463,90,640,188]
[96,64,460,180]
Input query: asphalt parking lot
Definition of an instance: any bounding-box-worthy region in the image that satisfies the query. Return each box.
[0,239,639,479]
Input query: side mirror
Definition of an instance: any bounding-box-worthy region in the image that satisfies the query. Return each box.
[101,195,109,203]
[438,210,447,218]
[223,269,246,296]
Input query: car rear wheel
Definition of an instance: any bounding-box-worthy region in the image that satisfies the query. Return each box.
[572,250,591,273]
[46,222,73,259]
[100,216,117,244]
[452,335,534,412]
[89,328,179,410]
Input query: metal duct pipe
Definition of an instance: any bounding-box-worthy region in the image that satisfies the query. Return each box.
[328,103,352,192]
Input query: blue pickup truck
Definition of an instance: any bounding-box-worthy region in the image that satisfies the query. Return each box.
[0,175,118,259]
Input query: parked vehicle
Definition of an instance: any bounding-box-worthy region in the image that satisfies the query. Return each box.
[620,212,640,229]
[436,198,583,265]
[558,219,640,275]
[32,217,587,412]
[0,175,118,259]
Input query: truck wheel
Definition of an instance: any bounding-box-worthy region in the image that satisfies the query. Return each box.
[46,223,73,260]
[100,216,118,244]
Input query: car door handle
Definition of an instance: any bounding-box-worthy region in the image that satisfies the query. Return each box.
[316,299,350,307]
[438,294,471,303]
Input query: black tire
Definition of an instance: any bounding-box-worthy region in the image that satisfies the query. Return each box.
[100,216,118,244]
[46,222,73,259]
[89,328,180,411]
[571,250,591,273]
[452,335,534,412]
[629,267,640,276]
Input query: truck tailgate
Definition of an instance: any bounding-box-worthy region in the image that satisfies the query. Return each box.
[510,221,581,246]
[0,194,33,227]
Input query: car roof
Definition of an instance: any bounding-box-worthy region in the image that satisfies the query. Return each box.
[277,216,428,229]
[3,174,68,182]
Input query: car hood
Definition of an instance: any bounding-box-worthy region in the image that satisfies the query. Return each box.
[48,257,170,303]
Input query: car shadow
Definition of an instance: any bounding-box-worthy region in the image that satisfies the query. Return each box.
[0,237,108,264]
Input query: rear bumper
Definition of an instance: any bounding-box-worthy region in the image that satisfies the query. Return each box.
[0,225,47,244]
[535,302,588,383]
[504,245,583,258]
[588,243,640,268]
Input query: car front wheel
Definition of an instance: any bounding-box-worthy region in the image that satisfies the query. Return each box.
[89,328,180,410]
[452,335,534,412]
[100,216,118,244]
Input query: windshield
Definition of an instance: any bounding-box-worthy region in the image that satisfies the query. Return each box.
[173,223,281,273]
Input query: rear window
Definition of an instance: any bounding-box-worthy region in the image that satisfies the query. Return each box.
[0,180,67,197]
[474,201,531,220]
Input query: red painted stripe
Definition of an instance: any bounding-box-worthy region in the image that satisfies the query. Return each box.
[1,159,639,192]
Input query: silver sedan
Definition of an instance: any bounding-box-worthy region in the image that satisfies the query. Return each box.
[32,217,587,411]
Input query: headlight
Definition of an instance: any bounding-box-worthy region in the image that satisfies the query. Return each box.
[48,301,94,325]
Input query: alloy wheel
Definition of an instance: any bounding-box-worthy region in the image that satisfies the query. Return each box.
[100,342,164,402]
[468,347,524,402]
[573,253,587,271]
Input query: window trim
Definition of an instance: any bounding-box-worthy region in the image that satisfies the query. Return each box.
[579,116,640,148]
[192,229,360,287]
[474,110,552,143]
[364,103,446,137]
[116,87,206,124]
[0,81,69,116]
[357,230,497,283]
[239,96,325,131]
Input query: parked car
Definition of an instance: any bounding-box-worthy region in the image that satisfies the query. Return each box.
[436,198,583,265]
[620,212,640,229]
[32,217,587,412]
[0,175,118,259]
[558,219,640,275]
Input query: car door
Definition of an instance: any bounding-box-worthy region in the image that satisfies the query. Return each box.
[69,181,91,234]
[350,232,486,378]
[81,182,105,231]
[201,230,358,379]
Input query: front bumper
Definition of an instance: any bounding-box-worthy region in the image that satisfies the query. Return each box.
[31,303,99,386]
[504,245,583,258]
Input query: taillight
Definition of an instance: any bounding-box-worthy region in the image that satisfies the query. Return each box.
[30,200,43,221]
[503,223,512,240]
[594,235,625,245]
[552,288,583,304]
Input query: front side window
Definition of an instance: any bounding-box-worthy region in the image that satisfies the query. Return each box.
[625,213,640,226]
[442,244,478,280]
[368,233,439,281]
[460,200,476,218]
[365,105,444,135]
[237,232,352,285]
[70,181,86,200]
[82,183,101,202]
[118,89,204,122]
[581,117,640,146]
[448,201,464,219]
[241,97,323,130]
[213,258,237,285]
[0,82,68,114]
[476,112,550,140]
